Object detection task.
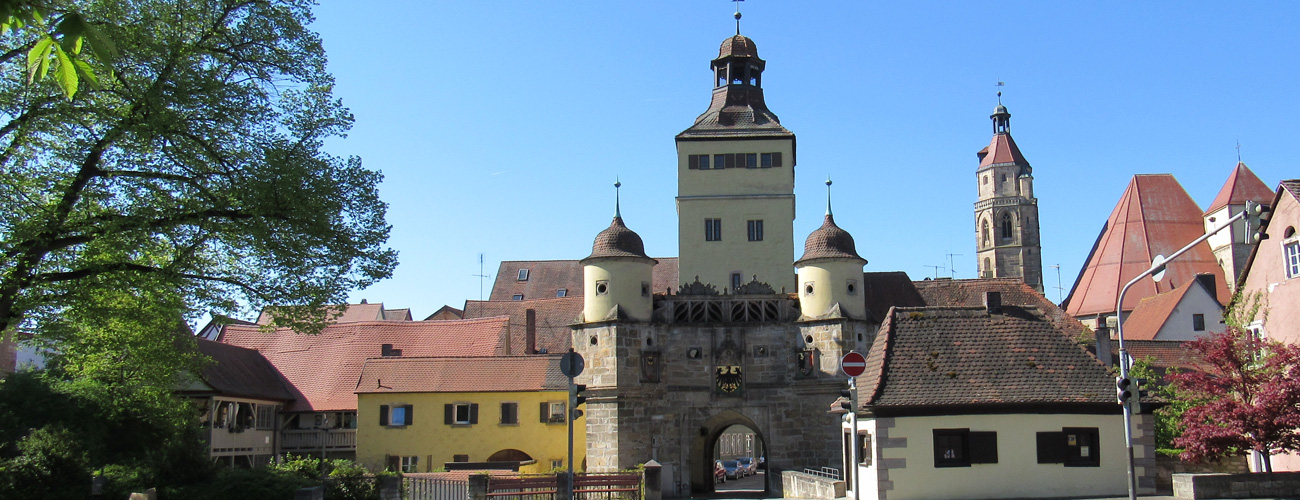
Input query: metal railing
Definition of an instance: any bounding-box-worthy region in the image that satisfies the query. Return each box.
[406,476,468,500]
[802,467,841,480]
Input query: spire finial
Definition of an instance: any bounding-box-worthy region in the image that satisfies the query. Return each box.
[614,178,622,218]
[825,177,833,216]
[1236,138,1242,163]
[733,0,743,35]
[996,80,1004,104]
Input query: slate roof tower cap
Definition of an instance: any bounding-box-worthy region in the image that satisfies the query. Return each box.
[582,181,656,264]
[795,214,865,265]
[718,35,759,59]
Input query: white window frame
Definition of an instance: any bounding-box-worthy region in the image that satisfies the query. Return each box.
[453,403,473,425]
[1283,237,1299,279]
[548,401,567,423]
[401,455,419,473]
[390,406,409,426]
[518,269,530,281]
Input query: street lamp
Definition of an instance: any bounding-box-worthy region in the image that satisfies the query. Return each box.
[1113,204,1262,500]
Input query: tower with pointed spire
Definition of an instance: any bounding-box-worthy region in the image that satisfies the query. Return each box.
[974,96,1043,292]
[580,181,657,322]
[795,180,868,319]
[675,27,796,293]
[1203,161,1274,290]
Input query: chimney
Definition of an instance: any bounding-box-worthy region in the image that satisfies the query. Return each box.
[984,291,1002,314]
[525,309,537,355]
[1094,314,1113,368]
[1194,273,1216,297]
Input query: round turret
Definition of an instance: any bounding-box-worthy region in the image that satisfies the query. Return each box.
[581,216,657,323]
[795,213,868,320]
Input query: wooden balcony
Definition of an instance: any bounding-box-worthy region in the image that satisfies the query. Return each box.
[281,429,356,451]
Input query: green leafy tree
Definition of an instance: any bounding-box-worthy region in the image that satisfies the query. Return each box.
[1,0,118,99]
[0,0,396,347]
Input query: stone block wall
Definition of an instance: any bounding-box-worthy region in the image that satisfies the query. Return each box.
[1173,471,1300,499]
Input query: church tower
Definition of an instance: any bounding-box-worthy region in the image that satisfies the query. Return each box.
[675,29,796,293]
[974,98,1043,292]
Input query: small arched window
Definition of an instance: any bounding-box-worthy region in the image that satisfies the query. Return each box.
[1001,212,1014,239]
[983,257,992,278]
[981,220,991,247]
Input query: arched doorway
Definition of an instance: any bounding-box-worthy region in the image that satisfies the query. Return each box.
[689,410,769,496]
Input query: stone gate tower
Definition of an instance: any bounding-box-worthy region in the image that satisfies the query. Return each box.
[675,33,796,293]
[974,99,1043,292]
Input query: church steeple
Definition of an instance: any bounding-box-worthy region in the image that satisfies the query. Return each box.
[974,95,1043,293]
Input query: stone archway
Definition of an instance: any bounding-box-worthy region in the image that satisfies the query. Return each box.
[689,410,769,495]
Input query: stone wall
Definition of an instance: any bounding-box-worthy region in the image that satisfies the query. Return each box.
[574,317,873,495]
[781,470,846,500]
[1173,471,1300,499]
[1153,454,1248,494]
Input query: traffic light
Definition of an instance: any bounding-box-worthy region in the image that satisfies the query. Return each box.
[570,383,587,420]
[1116,376,1133,406]
[1129,378,1149,414]
[839,388,855,412]
[1244,200,1272,245]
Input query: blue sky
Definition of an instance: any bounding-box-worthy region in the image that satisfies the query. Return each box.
[307,1,1299,317]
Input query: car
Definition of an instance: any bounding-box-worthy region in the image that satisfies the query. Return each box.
[719,459,742,480]
[714,461,727,484]
[737,457,757,476]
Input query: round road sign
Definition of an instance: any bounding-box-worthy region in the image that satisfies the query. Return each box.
[560,350,585,378]
[841,352,867,377]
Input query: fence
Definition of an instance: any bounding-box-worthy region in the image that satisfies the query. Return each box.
[406,476,468,500]
[802,467,841,480]
[480,473,641,500]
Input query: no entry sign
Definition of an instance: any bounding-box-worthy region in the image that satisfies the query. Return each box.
[840,352,867,377]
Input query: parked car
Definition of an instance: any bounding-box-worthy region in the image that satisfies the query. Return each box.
[719,459,742,480]
[714,461,727,484]
[737,457,757,476]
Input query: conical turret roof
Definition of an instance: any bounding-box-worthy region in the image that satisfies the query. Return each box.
[795,215,865,265]
[582,216,655,263]
[1205,162,1273,214]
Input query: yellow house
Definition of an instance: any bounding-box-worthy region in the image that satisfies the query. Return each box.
[354,355,584,474]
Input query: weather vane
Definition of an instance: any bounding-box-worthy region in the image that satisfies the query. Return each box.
[614,178,622,218]
[733,0,744,35]
[996,80,1005,104]
[1236,138,1242,163]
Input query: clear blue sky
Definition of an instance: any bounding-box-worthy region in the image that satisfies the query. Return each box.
[306,1,1299,318]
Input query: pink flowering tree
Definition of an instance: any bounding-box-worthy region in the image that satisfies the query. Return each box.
[1168,326,1300,472]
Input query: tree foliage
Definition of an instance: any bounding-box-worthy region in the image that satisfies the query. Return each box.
[1168,326,1300,471]
[0,0,396,344]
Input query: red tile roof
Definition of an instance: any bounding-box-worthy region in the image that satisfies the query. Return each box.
[914,278,1088,339]
[861,272,925,321]
[978,133,1029,168]
[425,305,464,321]
[191,339,297,402]
[1064,174,1230,318]
[254,302,411,326]
[858,306,1114,414]
[461,297,583,355]
[1205,162,1274,214]
[1120,274,1221,341]
[490,259,679,301]
[219,317,510,412]
[1116,340,1203,374]
[355,356,567,394]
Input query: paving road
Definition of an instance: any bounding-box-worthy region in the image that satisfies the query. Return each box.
[716,470,766,493]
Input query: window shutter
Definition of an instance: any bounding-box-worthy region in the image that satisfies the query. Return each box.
[384,454,393,471]
[426,455,432,473]
[404,405,414,425]
[379,405,389,426]
[541,402,549,423]
[772,152,782,167]
[469,403,479,424]
[969,432,998,464]
[444,404,453,425]
[1036,432,1067,464]
[688,155,699,169]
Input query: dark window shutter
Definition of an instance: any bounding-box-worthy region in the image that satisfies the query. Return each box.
[773,152,783,167]
[379,405,389,426]
[405,405,414,425]
[1037,432,1067,464]
[728,153,737,169]
[384,454,394,471]
[689,155,699,169]
[541,402,549,423]
[444,404,453,425]
[969,432,998,464]
[469,403,479,424]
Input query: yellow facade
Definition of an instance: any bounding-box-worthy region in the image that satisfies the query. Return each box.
[676,138,796,292]
[583,259,654,322]
[356,390,585,474]
[797,259,868,319]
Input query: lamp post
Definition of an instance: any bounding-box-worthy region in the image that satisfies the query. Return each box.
[1113,207,1254,500]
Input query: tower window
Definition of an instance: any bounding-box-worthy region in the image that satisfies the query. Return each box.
[731,273,743,290]
[705,218,722,241]
[641,282,650,297]
[747,220,764,241]
[803,282,815,296]
[744,153,758,169]
[761,153,774,168]
[1001,213,1013,239]
[847,279,858,295]
[983,175,988,185]
[688,154,711,170]
[595,281,608,296]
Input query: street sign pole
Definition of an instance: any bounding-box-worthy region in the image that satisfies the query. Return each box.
[839,352,866,500]
[560,349,585,500]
